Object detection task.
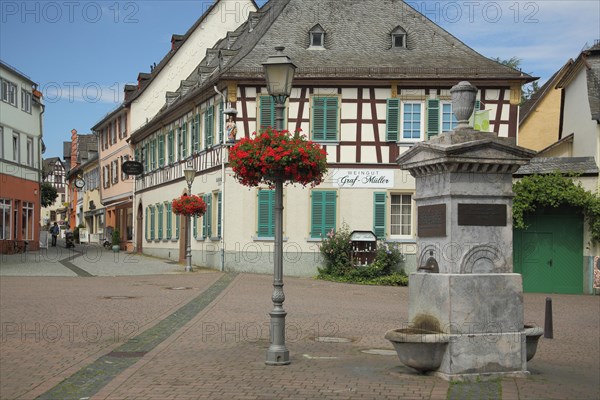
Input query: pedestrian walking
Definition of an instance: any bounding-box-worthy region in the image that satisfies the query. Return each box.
[50,222,59,247]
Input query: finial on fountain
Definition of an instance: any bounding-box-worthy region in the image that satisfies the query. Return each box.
[450,81,478,130]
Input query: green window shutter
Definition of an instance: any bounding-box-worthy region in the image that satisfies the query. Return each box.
[158,135,165,166]
[158,204,163,239]
[257,190,275,237]
[323,191,336,234]
[175,213,180,240]
[191,114,199,152]
[166,203,172,239]
[150,206,155,240]
[150,139,156,170]
[312,97,338,141]
[205,106,214,148]
[426,99,440,139]
[386,99,400,142]
[135,148,140,162]
[311,191,337,238]
[193,215,198,238]
[182,122,188,158]
[144,144,149,171]
[145,207,148,241]
[373,192,386,239]
[206,194,212,238]
[259,95,275,129]
[219,102,224,143]
[310,191,324,238]
[168,130,174,164]
[217,192,222,238]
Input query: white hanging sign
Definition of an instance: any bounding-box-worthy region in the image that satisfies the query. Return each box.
[331,169,394,188]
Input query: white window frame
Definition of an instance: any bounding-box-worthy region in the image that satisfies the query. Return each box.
[120,113,127,137]
[400,101,424,142]
[389,193,413,239]
[26,137,33,166]
[22,202,34,240]
[111,160,118,184]
[12,132,19,162]
[441,102,458,133]
[2,79,17,106]
[391,26,407,49]
[21,89,32,113]
[0,199,11,240]
[308,24,325,49]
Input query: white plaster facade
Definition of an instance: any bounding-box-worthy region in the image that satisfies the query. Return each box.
[129,0,257,133]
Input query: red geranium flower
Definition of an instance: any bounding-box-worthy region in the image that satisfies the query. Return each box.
[229,127,328,187]
[172,194,207,217]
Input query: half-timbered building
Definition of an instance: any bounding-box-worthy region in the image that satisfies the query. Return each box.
[129,0,532,275]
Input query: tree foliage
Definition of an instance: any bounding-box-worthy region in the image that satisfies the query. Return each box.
[513,173,600,242]
[492,56,539,104]
[41,182,58,207]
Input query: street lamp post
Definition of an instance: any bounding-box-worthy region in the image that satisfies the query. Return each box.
[183,162,196,272]
[262,46,297,366]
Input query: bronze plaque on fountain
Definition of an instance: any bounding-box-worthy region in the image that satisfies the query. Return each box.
[418,204,446,237]
[458,204,507,226]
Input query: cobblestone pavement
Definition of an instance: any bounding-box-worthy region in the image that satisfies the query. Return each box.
[0,249,599,399]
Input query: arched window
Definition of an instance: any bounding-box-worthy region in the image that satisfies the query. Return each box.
[309,24,325,49]
[391,26,407,49]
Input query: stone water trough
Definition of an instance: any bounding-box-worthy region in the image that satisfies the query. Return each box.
[387,81,543,380]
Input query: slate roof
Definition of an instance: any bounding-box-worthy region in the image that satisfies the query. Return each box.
[519,60,572,125]
[514,156,599,176]
[130,0,534,143]
[586,42,600,121]
[222,0,533,80]
[42,157,63,179]
[556,40,600,122]
[63,134,98,172]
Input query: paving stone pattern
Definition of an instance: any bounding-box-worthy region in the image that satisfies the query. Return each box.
[1,249,599,399]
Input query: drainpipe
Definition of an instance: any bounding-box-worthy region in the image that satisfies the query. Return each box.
[214,86,226,272]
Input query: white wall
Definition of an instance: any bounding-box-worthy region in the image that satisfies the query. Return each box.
[0,65,43,181]
[129,0,256,133]
[563,69,600,161]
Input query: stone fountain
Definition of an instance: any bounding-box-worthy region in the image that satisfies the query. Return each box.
[389,81,540,380]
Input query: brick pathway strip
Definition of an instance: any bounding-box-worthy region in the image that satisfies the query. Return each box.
[447,379,501,400]
[36,273,237,400]
[59,250,94,277]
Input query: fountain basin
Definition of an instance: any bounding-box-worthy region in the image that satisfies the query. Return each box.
[385,328,450,373]
[524,325,544,362]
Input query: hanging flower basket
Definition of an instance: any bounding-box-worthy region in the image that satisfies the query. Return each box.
[229,127,328,187]
[172,194,207,217]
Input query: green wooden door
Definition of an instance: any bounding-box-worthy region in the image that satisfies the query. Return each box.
[514,207,583,294]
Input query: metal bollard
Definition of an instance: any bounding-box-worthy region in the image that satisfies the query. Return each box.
[544,297,553,339]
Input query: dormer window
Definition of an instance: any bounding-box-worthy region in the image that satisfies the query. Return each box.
[391,26,407,49]
[309,24,325,49]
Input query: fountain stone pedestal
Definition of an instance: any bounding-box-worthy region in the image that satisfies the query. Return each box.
[396,81,537,381]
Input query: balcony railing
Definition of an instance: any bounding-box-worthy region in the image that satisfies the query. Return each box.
[135,144,228,192]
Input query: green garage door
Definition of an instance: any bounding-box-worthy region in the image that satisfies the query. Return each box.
[514,207,584,294]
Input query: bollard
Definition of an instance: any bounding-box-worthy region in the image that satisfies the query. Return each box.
[544,297,553,339]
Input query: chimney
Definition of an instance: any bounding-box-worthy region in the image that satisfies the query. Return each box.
[70,129,78,169]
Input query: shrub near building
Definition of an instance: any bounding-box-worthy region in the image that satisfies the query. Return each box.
[318,225,407,286]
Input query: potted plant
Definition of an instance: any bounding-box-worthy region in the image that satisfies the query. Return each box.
[111,229,121,252]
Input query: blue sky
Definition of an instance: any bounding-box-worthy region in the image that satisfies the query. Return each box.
[1,0,598,160]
